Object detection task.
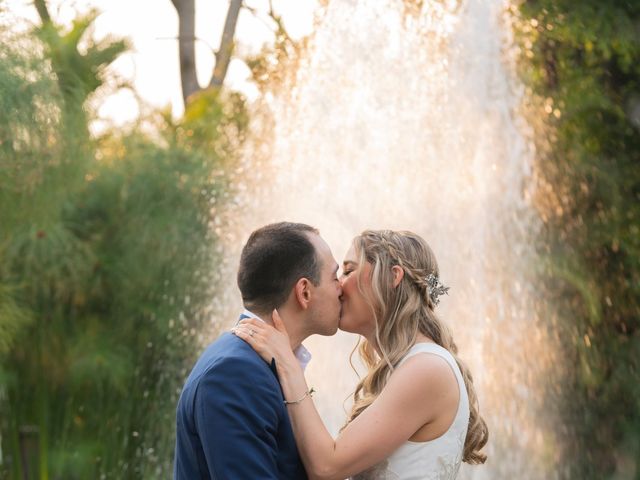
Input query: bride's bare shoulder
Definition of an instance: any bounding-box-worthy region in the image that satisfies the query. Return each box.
[394,350,457,388]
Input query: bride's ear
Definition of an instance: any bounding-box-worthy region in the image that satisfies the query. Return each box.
[391,265,404,288]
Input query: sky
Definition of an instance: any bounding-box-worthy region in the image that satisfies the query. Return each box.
[1,0,318,124]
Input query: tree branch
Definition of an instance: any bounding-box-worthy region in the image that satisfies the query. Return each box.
[209,0,242,88]
[244,1,293,44]
[33,0,51,24]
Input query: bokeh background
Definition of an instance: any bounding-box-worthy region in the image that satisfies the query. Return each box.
[0,0,638,479]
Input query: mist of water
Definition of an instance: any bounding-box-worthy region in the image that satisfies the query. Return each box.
[215,0,561,477]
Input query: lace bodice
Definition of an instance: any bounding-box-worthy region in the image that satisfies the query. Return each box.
[352,343,470,480]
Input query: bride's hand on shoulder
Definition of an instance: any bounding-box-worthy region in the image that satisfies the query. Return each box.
[233,310,297,371]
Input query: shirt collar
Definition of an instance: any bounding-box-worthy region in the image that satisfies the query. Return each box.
[241,308,312,371]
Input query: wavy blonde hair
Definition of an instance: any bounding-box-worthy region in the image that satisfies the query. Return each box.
[344,230,488,464]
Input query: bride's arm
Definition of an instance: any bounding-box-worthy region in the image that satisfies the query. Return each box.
[234,312,452,480]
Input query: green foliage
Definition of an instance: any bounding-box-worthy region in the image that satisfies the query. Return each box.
[0,283,32,359]
[35,8,128,108]
[514,1,640,477]
[0,11,246,479]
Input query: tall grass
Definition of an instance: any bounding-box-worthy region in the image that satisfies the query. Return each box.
[0,15,245,478]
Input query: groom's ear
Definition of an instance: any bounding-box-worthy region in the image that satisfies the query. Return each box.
[293,277,312,310]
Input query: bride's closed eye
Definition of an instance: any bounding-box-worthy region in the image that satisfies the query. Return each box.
[342,260,357,278]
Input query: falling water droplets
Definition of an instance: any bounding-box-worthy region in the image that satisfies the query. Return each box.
[209,0,559,477]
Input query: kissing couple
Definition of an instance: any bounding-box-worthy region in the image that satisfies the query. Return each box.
[174,222,488,479]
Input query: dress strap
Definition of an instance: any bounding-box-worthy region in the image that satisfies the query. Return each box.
[397,342,456,367]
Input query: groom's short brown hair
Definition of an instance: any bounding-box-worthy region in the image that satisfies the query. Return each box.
[237,222,321,313]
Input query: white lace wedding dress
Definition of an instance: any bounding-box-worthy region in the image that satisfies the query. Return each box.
[352,343,470,480]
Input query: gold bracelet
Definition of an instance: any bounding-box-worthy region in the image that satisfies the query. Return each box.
[283,387,315,405]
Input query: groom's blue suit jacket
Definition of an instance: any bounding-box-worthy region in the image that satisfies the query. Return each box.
[173,331,307,479]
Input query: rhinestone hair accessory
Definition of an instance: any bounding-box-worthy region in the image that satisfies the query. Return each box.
[426,274,450,306]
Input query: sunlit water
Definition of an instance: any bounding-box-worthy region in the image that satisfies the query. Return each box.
[213,0,560,477]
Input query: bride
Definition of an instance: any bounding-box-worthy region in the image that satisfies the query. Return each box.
[234,229,488,479]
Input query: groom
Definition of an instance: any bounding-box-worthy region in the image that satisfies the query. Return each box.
[173,222,342,479]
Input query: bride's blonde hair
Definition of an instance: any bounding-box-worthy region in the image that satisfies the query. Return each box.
[344,230,488,464]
